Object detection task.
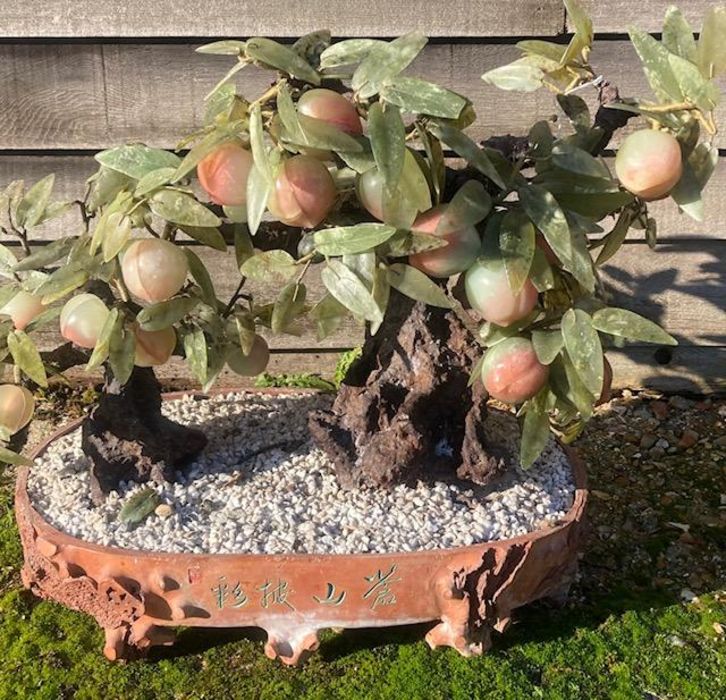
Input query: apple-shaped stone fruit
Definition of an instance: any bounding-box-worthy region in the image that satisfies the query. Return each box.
[408,205,481,278]
[0,291,45,330]
[60,293,110,349]
[267,155,337,228]
[297,88,363,136]
[465,258,538,326]
[134,325,176,367]
[0,384,35,435]
[226,335,270,376]
[356,167,386,221]
[615,130,683,201]
[197,143,253,207]
[121,239,188,304]
[481,337,549,404]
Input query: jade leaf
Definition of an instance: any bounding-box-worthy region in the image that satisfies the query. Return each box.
[96,145,181,181]
[561,308,603,395]
[386,263,452,309]
[149,189,222,228]
[591,307,677,345]
[314,223,397,256]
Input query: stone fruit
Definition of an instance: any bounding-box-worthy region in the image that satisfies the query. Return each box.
[121,239,188,304]
[267,155,337,228]
[297,88,363,136]
[465,258,538,326]
[226,335,270,376]
[197,143,253,206]
[408,205,481,278]
[356,167,386,221]
[481,337,549,404]
[615,130,683,201]
[0,291,45,330]
[60,293,110,349]
[0,384,34,435]
[134,325,176,367]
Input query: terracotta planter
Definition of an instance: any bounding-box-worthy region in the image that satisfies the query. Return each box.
[16,390,588,666]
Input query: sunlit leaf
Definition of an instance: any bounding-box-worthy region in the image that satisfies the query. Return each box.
[518,184,572,261]
[119,488,160,523]
[380,77,467,119]
[314,223,397,256]
[196,40,247,56]
[321,259,383,324]
[86,307,121,372]
[245,164,271,236]
[628,26,684,102]
[429,122,505,189]
[96,145,181,181]
[592,307,677,345]
[245,37,320,85]
[320,39,385,70]
[271,282,307,333]
[183,327,208,385]
[310,293,348,341]
[184,248,217,306]
[520,389,550,468]
[15,175,55,229]
[663,6,697,63]
[482,61,544,92]
[499,210,535,294]
[437,180,491,233]
[352,32,427,99]
[136,297,199,331]
[240,250,297,283]
[531,329,564,365]
[13,237,75,272]
[368,102,405,191]
[386,263,452,309]
[561,308,603,395]
[698,6,726,78]
[8,330,47,387]
[179,225,227,251]
[670,162,704,222]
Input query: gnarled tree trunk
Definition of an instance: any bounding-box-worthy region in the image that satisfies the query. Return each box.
[309,290,513,489]
[82,366,207,504]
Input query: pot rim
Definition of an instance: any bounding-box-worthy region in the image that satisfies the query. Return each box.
[16,387,588,562]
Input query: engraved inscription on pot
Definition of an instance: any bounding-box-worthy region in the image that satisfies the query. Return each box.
[211,576,249,609]
[363,564,401,609]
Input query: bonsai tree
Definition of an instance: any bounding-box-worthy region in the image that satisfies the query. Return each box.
[0,2,722,502]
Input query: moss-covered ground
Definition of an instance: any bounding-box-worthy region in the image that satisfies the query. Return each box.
[0,383,723,699]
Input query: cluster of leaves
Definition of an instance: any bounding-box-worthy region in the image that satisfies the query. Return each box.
[0,1,720,468]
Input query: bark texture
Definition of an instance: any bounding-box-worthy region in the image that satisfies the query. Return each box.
[81,367,207,504]
[309,291,512,489]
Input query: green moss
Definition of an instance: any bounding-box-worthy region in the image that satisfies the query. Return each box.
[334,347,362,387]
[254,372,336,391]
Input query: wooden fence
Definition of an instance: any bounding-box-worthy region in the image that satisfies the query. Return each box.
[1,1,724,392]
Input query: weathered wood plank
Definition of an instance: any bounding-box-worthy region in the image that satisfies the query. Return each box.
[608,346,726,394]
[2,40,718,150]
[2,154,725,241]
[571,1,714,35]
[1,1,564,38]
[600,241,726,348]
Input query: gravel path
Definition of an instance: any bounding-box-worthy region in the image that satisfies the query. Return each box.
[27,392,575,555]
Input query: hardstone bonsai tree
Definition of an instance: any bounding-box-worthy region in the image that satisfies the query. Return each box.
[0,1,722,502]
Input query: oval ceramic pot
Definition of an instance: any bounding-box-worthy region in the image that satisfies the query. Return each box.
[15,390,588,666]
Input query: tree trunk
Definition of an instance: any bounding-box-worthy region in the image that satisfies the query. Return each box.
[82,366,207,504]
[309,290,513,489]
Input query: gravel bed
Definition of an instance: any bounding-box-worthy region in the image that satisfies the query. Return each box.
[27,392,575,555]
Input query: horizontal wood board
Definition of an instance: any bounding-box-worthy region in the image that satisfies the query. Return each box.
[1,1,565,38]
[0,41,722,150]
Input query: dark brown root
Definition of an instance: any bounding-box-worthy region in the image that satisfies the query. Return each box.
[309,291,512,489]
[82,366,207,504]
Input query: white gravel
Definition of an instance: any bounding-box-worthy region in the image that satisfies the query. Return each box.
[27,392,575,555]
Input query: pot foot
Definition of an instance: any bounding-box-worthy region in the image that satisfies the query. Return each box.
[426,620,491,657]
[264,627,320,666]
